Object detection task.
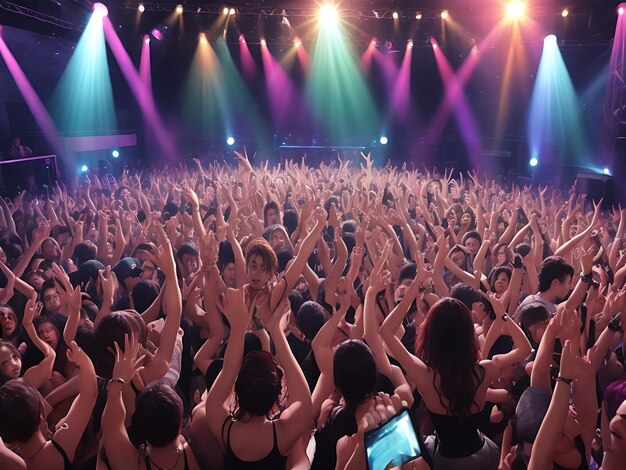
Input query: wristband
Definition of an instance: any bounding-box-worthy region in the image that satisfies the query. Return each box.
[555,376,573,385]
[580,272,593,284]
[108,378,126,386]
[608,315,623,333]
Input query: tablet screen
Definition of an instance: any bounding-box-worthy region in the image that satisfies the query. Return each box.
[364,409,421,470]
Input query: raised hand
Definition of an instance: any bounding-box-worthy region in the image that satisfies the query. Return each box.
[66,340,95,370]
[112,333,145,384]
[559,339,591,380]
[23,295,42,328]
[218,287,249,331]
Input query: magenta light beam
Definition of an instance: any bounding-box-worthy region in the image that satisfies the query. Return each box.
[389,42,413,121]
[239,35,257,80]
[0,31,64,160]
[431,40,482,164]
[139,35,152,93]
[295,40,310,74]
[260,41,301,128]
[416,25,505,162]
[102,17,178,162]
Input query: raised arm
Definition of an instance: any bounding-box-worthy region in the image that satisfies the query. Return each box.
[141,235,182,384]
[21,297,56,390]
[267,300,313,452]
[101,334,144,470]
[49,340,97,462]
[193,268,226,375]
[528,340,591,470]
[271,207,326,310]
[205,288,250,440]
[62,285,83,347]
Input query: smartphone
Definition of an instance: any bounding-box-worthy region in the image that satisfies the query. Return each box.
[364,409,421,470]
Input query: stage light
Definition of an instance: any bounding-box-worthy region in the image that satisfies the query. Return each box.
[370,39,377,46]
[239,34,246,43]
[506,1,525,19]
[529,157,538,167]
[432,42,438,49]
[319,5,338,26]
[561,9,568,18]
[261,38,266,46]
[229,8,236,15]
[176,4,183,14]
[392,11,399,20]
[379,136,388,145]
[80,164,89,172]
[138,3,145,13]
[544,34,557,46]
[144,36,150,44]
[93,2,108,18]
[294,38,302,47]
[604,167,611,175]
[619,6,624,15]
[416,12,422,20]
[223,7,229,15]
[441,10,449,19]
[151,28,164,40]
[407,39,413,48]
[112,150,119,158]
[199,32,207,42]
[227,137,235,146]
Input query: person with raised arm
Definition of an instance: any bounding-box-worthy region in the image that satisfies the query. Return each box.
[0,339,97,469]
[101,333,200,470]
[205,288,312,468]
[380,293,531,468]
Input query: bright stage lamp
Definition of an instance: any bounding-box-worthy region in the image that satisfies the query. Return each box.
[407,39,413,48]
[603,168,611,175]
[544,34,557,46]
[138,4,145,13]
[81,164,89,172]
[506,1,525,19]
[144,35,150,44]
[619,6,624,15]
[223,7,229,15]
[416,12,422,20]
[319,5,338,26]
[294,38,302,47]
[176,4,183,14]
[199,33,207,42]
[227,137,235,146]
[561,9,569,18]
[441,10,449,19]
[112,150,119,158]
[229,8,235,15]
[260,38,266,46]
[392,11,399,20]
[379,136,388,145]
[529,157,538,167]
[93,3,108,18]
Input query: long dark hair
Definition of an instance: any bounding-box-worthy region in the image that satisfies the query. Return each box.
[415,298,483,419]
[234,351,283,419]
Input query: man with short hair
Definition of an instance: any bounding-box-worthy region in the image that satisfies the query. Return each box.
[516,256,574,316]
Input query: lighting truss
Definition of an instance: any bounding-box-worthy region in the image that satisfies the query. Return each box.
[0,0,83,31]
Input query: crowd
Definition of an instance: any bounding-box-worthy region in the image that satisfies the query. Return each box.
[0,151,624,470]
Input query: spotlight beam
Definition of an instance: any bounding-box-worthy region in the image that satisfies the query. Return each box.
[0,33,64,160]
[102,16,179,162]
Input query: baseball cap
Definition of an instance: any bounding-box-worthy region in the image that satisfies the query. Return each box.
[112,257,143,281]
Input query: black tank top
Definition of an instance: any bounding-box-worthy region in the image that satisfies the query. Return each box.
[427,409,485,458]
[223,418,287,470]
